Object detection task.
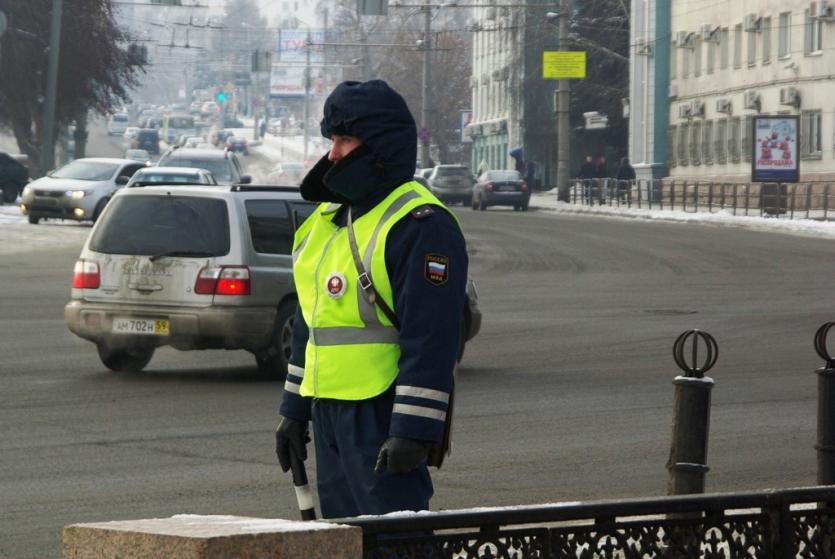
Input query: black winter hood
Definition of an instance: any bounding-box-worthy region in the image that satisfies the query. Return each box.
[300,80,418,205]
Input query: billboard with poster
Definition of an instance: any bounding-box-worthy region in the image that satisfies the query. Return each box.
[752,115,799,183]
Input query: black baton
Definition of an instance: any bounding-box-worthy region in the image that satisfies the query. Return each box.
[289,449,316,520]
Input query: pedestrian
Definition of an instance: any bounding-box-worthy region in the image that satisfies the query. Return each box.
[477,158,489,176]
[274,80,469,518]
[615,156,635,203]
[259,118,267,139]
[594,155,609,204]
[576,154,596,203]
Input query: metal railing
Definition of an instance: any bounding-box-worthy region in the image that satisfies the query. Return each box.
[340,486,835,558]
[568,179,835,221]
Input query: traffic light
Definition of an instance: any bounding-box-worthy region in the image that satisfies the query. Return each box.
[216,91,226,103]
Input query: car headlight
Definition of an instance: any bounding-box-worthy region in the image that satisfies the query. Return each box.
[66,190,87,199]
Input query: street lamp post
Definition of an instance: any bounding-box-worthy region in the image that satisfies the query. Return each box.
[556,0,570,201]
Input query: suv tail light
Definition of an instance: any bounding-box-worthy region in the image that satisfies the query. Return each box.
[484,182,493,192]
[520,180,528,192]
[195,266,251,296]
[72,259,100,289]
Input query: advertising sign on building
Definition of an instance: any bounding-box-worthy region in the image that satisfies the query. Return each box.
[752,116,799,183]
[270,66,305,98]
[277,29,329,63]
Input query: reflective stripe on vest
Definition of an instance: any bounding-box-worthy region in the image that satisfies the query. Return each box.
[292,181,453,400]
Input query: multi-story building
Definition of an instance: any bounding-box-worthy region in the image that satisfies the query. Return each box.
[667,0,835,181]
[628,0,671,181]
[467,0,557,180]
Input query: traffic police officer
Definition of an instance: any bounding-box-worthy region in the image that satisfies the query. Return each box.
[275,80,468,518]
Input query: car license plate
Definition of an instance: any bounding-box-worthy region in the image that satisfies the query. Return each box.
[498,185,517,192]
[112,317,169,336]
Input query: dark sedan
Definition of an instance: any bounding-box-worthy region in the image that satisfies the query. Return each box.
[472,169,530,211]
[225,136,249,155]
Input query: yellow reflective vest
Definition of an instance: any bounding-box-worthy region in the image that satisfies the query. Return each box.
[292,181,451,400]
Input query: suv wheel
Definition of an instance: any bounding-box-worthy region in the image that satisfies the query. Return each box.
[255,301,295,379]
[28,215,40,225]
[97,344,155,372]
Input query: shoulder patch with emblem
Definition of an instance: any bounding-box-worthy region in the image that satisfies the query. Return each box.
[424,253,449,286]
[411,205,435,219]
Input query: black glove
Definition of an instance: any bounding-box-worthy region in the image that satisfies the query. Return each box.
[275,416,310,473]
[374,437,432,474]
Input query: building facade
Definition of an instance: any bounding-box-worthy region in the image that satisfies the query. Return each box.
[668,0,835,181]
[629,0,671,181]
[467,0,557,181]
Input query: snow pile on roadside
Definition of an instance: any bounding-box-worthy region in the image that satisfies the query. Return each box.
[531,190,835,240]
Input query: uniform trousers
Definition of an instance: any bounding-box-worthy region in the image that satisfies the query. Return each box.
[312,388,434,518]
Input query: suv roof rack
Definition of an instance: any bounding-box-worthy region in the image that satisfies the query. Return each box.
[230,184,301,193]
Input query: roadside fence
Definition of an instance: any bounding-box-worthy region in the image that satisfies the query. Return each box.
[570,179,835,221]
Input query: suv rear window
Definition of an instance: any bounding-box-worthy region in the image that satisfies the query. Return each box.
[89,195,230,256]
[161,156,232,183]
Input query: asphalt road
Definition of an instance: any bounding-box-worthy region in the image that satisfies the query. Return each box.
[2,202,835,558]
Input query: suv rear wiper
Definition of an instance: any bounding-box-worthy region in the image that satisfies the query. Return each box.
[149,250,216,262]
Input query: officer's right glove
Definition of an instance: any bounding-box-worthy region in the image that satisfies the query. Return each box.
[275,416,310,473]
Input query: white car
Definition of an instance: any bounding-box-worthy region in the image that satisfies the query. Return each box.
[123,127,140,146]
[20,158,148,224]
[183,136,206,148]
[126,166,217,187]
[107,113,130,136]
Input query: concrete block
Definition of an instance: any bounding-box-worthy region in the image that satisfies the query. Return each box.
[63,514,362,559]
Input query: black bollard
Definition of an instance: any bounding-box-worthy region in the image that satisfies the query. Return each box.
[666,330,718,496]
[815,322,835,485]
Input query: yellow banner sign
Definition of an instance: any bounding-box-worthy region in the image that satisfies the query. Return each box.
[542,51,586,79]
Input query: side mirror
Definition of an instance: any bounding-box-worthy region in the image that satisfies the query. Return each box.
[115,176,130,185]
[239,175,252,185]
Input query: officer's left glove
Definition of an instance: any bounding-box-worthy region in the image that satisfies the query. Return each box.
[374,437,432,474]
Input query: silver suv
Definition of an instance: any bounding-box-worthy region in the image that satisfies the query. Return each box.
[428,165,475,206]
[64,185,314,377]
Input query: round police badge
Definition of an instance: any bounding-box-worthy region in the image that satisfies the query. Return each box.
[325,272,347,299]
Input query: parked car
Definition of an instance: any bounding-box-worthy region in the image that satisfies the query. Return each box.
[157,147,251,185]
[20,158,147,224]
[133,128,160,155]
[64,184,316,377]
[472,169,530,211]
[126,166,217,188]
[267,162,306,185]
[427,164,475,205]
[0,152,30,204]
[124,149,151,163]
[225,136,249,155]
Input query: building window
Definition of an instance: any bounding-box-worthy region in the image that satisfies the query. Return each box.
[733,24,743,68]
[706,37,715,74]
[729,116,741,162]
[682,43,690,78]
[742,115,753,162]
[778,12,791,58]
[690,120,702,165]
[702,120,714,165]
[762,17,771,64]
[719,28,729,69]
[747,25,757,66]
[805,5,823,54]
[801,110,822,157]
[694,38,702,77]
[715,118,727,164]
[678,122,689,166]
[668,125,677,167]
